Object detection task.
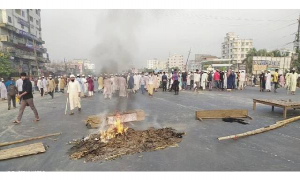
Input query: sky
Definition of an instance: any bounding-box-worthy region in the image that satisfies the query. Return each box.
[41,9,300,72]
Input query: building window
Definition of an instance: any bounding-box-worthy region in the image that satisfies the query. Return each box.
[242,43,245,46]
[21,24,24,29]
[8,16,12,23]
[246,42,249,45]
[22,10,25,17]
[36,9,39,15]
[36,20,39,25]
[30,16,33,22]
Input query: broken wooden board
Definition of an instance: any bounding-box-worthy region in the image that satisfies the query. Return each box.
[107,113,137,125]
[0,143,46,161]
[195,109,250,120]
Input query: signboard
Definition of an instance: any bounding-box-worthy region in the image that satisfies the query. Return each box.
[253,65,267,71]
[239,64,246,70]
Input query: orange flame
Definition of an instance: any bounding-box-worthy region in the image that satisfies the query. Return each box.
[100,112,128,142]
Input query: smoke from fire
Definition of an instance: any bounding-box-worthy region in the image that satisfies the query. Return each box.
[91,10,142,74]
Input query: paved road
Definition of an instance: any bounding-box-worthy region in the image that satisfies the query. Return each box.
[1,86,300,171]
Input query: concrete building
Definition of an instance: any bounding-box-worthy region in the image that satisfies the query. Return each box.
[194,54,218,70]
[0,9,49,76]
[147,59,159,69]
[222,32,253,64]
[168,54,184,71]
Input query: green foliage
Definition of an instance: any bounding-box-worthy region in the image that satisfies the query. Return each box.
[0,51,13,77]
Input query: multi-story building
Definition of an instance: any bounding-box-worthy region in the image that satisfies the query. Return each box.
[0,9,49,76]
[194,54,218,70]
[221,32,253,64]
[168,54,184,71]
[147,59,159,69]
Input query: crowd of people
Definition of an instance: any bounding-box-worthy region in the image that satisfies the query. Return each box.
[0,67,299,123]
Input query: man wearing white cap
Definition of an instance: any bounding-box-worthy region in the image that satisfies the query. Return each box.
[67,74,81,115]
[289,68,298,95]
[48,75,56,99]
[81,74,87,97]
[0,78,7,100]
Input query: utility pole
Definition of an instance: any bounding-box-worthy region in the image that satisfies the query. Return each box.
[294,14,300,52]
[185,48,191,71]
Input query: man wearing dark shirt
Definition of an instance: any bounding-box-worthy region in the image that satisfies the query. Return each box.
[162,72,168,92]
[219,71,225,90]
[13,72,39,124]
[181,71,187,90]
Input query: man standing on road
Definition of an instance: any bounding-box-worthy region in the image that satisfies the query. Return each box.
[162,72,168,92]
[54,76,59,93]
[181,71,187,90]
[172,69,179,95]
[201,71,208,91]
[194,70,200,92]
[98,74,104,93]
[273,69,279,93]
[67,74,81,115]
[219,71,225,90]
[7,78,18,110]
[239,71,246,90]
[214,70,220,90]
[13,72,39,124]
[16,76,23,104]
[190,71,194,90]
[290,68,298,95]
[48,75,56,99]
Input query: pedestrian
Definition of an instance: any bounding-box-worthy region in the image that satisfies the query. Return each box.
[54,76,59,92]
[30,77,35,94]
[265,71,272,92]
[190,71,194,90]
[16,76,23,103]
[239,71,246,90]
[162,72,167,92]
[285,71,291,91]
[259,71,266,92]
[273,69,279,93]
[81,75,87,97]
[172,69,179,95]
[13,72,39,124]
[40,76,46,96]
[87,75,94,97]
[59,76,65,93]
[7,78,18,110]
[134,73,141,93]
[208,71,213,91]
[67,74,81,115]
[48,75,56,99]
[128,73,135,93]
[98,74,104,93]
[201,71,208,90]
[182,71,187,90]
[224,71,227,89]
[214,69,220,90]
[139,73,146,94]
[37,77,42,92]
[119,75,127,97]
[103,76,113,99]
[219,71,224,90]
[279,74,285,87]
[290,68,298,95]
[187,72,191,90]
[194,70,201,91]
[43,76,48,95]
[0,78,7,100]
[227,69,235,90]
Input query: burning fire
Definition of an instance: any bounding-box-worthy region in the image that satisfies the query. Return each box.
[100,112,128,142]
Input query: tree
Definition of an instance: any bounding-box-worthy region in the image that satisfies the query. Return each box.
[0,51,13,77]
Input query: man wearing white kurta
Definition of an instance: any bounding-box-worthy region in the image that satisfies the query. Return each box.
[67,74,81,115]
[81,75,88,97]
[0,79,7,100]
[290,69,298,95]
[201,72,208,90]
[239,71,246,90]
[265,71,272,92]
[133,74,140,92]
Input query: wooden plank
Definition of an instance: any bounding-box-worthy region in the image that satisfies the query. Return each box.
[107,113,138,125]
[0,143,46,161]
[0,133,61,148]
[195,109,249,120]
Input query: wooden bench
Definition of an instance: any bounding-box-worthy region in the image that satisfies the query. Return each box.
[253,99,300,118]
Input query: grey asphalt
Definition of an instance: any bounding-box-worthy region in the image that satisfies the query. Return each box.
[0,86,300,171]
